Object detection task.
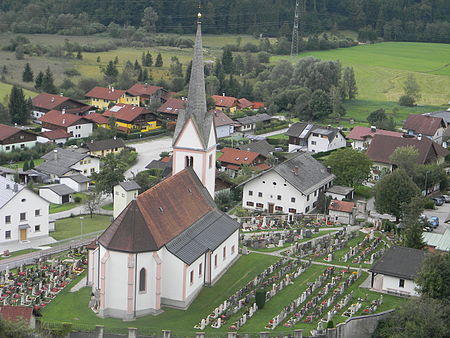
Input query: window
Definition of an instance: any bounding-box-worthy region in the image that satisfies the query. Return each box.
[275,206,283,212]
[5,146,10,151]
[231,245,235,254]
[20,212,26,221]
[35,209,40,216]
[83,169,87,174]
[214,254,218,268]
[185,156,194,168]
[305,206,310,213]
[273,182,277,185]
[277,195,282,200]
[34,225,40,232]
[190,270,194,284]
[115,191,119,195]
[20,144,25,149]
[209,154,213,169]
[291,197,296,203]
[246,201,254,206]
[314,190,317,197]
[289,208,297,214]
[223,247,226,260]
[399,279,405,288]
[258,192,263,197]
[256,203,264,208]
[198,263,202,277]
[5,215,11,224]
[139,268,146,292]
[307,195,310,201]
[20,135,24,139]
[5,231,11,239]
[248,190,253,196]
[311,141,316,145]
[90,168,95,173]
[21,198,26,202]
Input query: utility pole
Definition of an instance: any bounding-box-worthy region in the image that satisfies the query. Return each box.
[290,0,300,57]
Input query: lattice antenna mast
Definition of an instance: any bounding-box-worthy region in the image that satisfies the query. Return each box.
[290,0,300,56]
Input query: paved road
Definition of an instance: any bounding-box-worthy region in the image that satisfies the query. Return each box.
[422,201,450,234]
[125,136,173,179]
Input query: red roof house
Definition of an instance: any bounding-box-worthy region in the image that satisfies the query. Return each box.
[403,114,446,144]
[38,110,93,138]
[0,124,37,151]
[128,84,168,105]
[32,93,93,118]
[328,199,355,224]
[347,126,404,150]
[157,98,186,121]
[218,147,267,177]
[212,95,238,111]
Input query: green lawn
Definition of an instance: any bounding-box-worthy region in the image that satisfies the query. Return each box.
[3,158,44,170]
[0,248,39,259]
[41,253,278,335]
[51,214,112,240]
[101,203,113,211]
[0,81,37,103]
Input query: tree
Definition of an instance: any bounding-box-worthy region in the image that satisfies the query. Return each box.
[389,146,419,177]
[0,316,31,337]
[0,103,11,124]
[76,51,83,60]
[155,53,163,67]
[403,74,421,100]
[145,51,153,67]
[414,164,447,195]
[15,45,24,60]
[342,67,357,100]
[374,169,421,222]
[134,169,163,193]
[222,48,234,74]
[42,67,57,94]
[367,108,396,130]
[8,86,29,124]
[401,197,426,249]
[22,63,33,82]
[330,85,345,120]
[415,251,450,300]
[34,71,44,90]
[84,191,103,218]
[141,6,158,33]
[103,60,118,83]
[22,160,29,171]
[91,153,127,194]
[326,148,372,188]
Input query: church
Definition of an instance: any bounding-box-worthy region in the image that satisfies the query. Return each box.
[87,15,240,320]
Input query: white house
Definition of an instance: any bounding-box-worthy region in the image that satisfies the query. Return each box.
[287,123,347,153]
[39,184,75,205]
[38,110,94,139]
[235,114,273,134]
[241,152,335,214]
[60,174,90,192]
[0,176,50,246]
[370,246,425,297]
[0,124,37,152]
[346,126,403,151]
[403,114,446,145]
[87,20,240,320]
[328,199,355,225]
[214,111,235,138]
[325,185,354,201]
[37,129,71,145]
[113,180,140,219]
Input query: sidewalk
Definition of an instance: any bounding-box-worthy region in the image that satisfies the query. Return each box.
[0,235,57,253]
[49,196,113,221]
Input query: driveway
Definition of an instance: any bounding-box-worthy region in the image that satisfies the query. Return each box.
[422,202,450,234]
[125,136,173,179]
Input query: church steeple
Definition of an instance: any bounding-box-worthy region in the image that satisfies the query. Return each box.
[171,13,217,197]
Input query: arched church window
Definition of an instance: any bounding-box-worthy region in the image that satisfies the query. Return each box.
[185,156,194,168]
[139,268,146,292]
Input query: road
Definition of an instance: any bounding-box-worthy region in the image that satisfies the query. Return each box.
[125,136,173,179]
[422,201,450,234]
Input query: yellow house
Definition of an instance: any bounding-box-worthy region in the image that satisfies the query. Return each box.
[103,103,161,133]
[86,86,140,110]
[86,137,126,157]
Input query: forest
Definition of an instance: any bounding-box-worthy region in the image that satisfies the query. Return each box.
[0,0,449,43]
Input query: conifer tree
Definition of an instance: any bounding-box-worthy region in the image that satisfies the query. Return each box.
[134,60,141,71]
[8,86,29,124]
[29,159,35,169]
[42,67,57,94]
[35,71,44,90]
[76,51,83,60]
[103,60,118,83]
[141,51,146,66]
[155,53,163,67]
[222,48,234,74]
[142,68,149,82]
[145,51,153,67]
[23,160,29,171]
[22,63,34,82]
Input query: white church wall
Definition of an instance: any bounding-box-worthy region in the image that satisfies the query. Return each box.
[210,230,239,283]
[174,119,204,150]
[104,248,129,314]
[135,251,157,313]
[160,247,184,303]
[184,254,207,303]
[87,247,98,286]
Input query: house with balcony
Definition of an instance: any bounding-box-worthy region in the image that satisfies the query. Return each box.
[287,123,346,153]
[86,87,140,110]
[38,110,93,139]
[103,104,160,133]
[0,124,37,152]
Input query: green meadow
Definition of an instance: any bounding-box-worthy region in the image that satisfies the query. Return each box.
[0,81,37,104]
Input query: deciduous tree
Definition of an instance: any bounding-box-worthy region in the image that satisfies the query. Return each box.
[389,146,419,177]
[91,153,127,194]
[325,148,372,187]
[416,251,450,300]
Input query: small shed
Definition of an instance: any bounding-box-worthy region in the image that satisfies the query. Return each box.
[328,199,355,224]
[325,185,354,201]
[60,173,90,192]
[39,184,76,204]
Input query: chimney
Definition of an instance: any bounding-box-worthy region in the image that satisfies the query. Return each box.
[327,166,332,174]
[62,109,66,114]
[13,183,18,193]
[54,149,58,161]
[51,97,55,103]
[60,93,64,96]
[62,119,66,125]
[370,125,376,132]
[90,139,94,143]
[113,136,116,140]
[222,93,225,96]
[111,87,115,92]
[418,134,422,140]
[292,166,299,176]
[6,183,10,190]
[327,125,331,129]
[425,113,431,117]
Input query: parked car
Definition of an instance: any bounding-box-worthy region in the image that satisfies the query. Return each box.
[440,195,450,203]
[432,197,444,206]
[428,216,439,228]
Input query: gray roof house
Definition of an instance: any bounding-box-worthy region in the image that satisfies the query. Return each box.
[235,114,274,133]
[287,122,347,153]
[119,180,141,192]
[239,140,275,157]
[39,184,76,205]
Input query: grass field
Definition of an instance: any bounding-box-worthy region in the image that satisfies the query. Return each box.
[51,214,111,240]
[0,81,37,104]
[0,248,39,260]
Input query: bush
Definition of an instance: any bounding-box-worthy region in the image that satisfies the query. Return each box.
[73,196,82,203]
[327,320,334,328]
[64,69,81,77]
[424,199,435,209]
[354,185,373,199]
[399,95,415,106]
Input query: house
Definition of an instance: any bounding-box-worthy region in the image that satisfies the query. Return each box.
[103,104,160,133]
[145,156,173,178]
[87,22,239,319]
[287,123,347,153]
[0,166,47,185]
[38,110,94,139]
[424,110,450,124]
[236,98,254,110]
[36,148,100,182]
[84,113,109,127]
[241,152,335,214]
[157,98,186,121]
[366,134,449,180]
[85,138,126,157]
[239,140,275,158]
[113,180,140,219]
[60,173,90,192]
[0,306,36,329]
[328,199,355,224]
[214,111,235,138]
[403,114,446,145]
[235,114,273,133]
[0,124,36,152]
[128,84,168,106]
[32,93,94,119]
[325,185,354,201]
[37,129,71,145]
[218,147,267,178]
[346,126,403,150]
[422,228,450,252]
[370,246,425,296]
[39,184,75,205]
[0,176,50,245]
[212,94,238,113]
[86,87,140,110]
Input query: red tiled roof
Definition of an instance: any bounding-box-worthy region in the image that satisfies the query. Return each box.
[38,110,90,127]
[212,95,238,108]
[85,87,125,101]
[0,306,33,323]
[103,104,150,122]
[0,124,22,141]
[218,147,264,165]
[366,134,450,165]
[213,111,234,127]
[157,98,185,115]
[161,156,172,163]
[226,164,240,170]
[40,129,71,140]
[128,84,163,96]
[403,114,445,136]
[86,240,98,250]
[252,102,265,109]
[328,200,354,213]
[347,126,404,141]
[85,113,109,125]
[237,98,254,109]
[256,163,271,171]
[32,93,70,110]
